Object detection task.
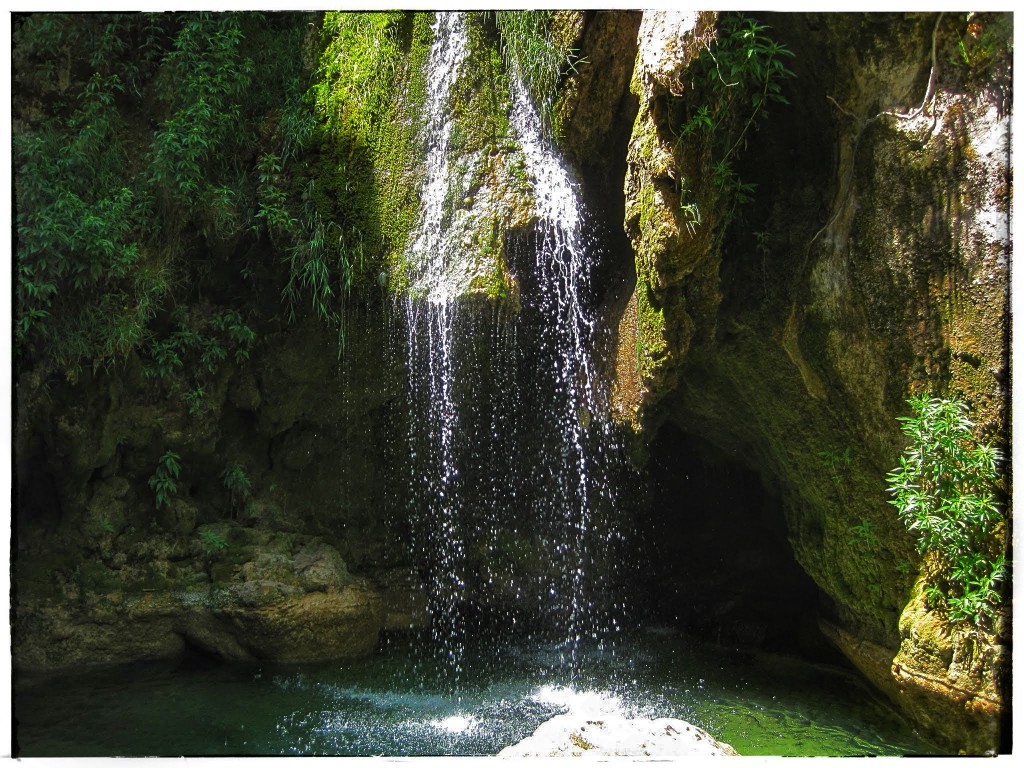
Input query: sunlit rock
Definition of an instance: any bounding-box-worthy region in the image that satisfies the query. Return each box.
[501,714,737,758]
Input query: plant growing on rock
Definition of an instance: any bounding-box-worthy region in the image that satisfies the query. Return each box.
[196,527,228,583]
[672,14,795,234]
[221,461,253,512]
[819,446,853,498]
[14,12,318,381]
[951,12,1013,90]
[199,528,228,555]
[886,395,1007,628]
[182,385,205,416]
[142,307,256,419]
[849,519,879,555]
[148,450,182,509]
[93,514,115,537]
[490,10,579,134]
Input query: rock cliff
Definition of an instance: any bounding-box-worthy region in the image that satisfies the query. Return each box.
[612,10,1010,754]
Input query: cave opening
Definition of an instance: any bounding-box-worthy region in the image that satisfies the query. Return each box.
[636,422,840,662]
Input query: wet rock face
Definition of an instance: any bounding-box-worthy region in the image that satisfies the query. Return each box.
[616,10,1010,754]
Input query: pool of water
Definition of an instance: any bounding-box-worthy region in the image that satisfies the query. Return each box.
[12,628,943,757]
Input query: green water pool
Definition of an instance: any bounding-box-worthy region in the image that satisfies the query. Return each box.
[12,629,943,757]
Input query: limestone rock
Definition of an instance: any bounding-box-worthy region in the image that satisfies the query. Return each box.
[619,10,720,427]
[12,598,185,670]
[889,581,1005,755]
[221,583,384,663]
[156,496,199,538]
[500,714,737,758]
[292,540,352,592]
[12,532,389,671]
[615,10,1010,753]
[554,11,642,169]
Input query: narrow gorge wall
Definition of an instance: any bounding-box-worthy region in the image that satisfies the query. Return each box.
[612,11,1011,754]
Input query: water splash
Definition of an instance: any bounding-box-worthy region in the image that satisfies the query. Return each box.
[430,714,481,734]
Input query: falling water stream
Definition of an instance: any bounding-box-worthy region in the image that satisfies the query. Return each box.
[401,13,478,677]
[401,12,623,676]
[506,71,623,666]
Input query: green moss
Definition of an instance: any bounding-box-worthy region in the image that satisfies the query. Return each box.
[312,12,525,298]
[671,334,923,643]
[634,183,661,280]
[310,11,480,298]
[16,555,76,599]
[307,11,410,294]
[467,222,514,301]
[374,12,434,289]
[548,12,585,147]
[569,732,595,751]
[548,10,585,56]
[75,561,121,594]
[452,15,513,157]
[635,282,667,382]
[630,160,683,389]
[490,11,561,134]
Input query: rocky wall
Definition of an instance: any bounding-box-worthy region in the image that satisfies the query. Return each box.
[12,306,428,672]
[614,10,1011,753]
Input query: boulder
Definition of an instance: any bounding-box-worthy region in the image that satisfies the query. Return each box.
[221,582,384,663]
[12,534,388,671]
[500,714,737,758]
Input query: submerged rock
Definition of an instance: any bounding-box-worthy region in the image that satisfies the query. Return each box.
[500,714,737,758]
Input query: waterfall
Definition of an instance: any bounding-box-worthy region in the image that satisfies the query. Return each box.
[401,12,623,677]
[404,299,466,673]
[406,13,493,302]
[507,75,621,667]
[402,12,473,675]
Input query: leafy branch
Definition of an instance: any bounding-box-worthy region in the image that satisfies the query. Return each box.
[148,450,182,509]
[886,395,1007,628]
